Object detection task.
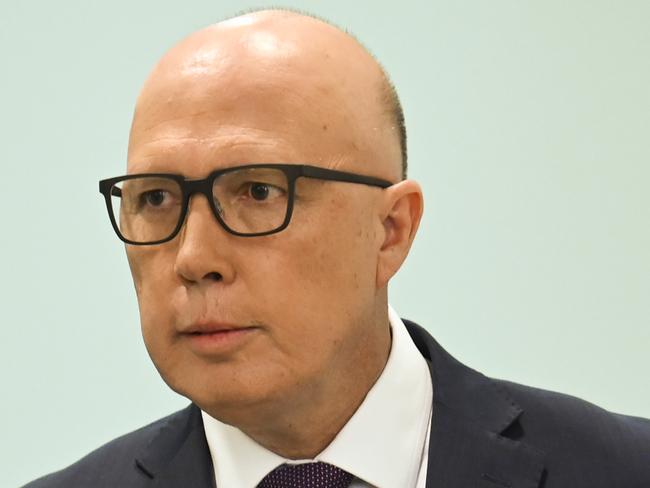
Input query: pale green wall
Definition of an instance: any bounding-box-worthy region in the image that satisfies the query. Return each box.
[2,1,648,486]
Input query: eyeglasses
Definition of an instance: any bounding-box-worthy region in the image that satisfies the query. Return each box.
[99,163,393,245]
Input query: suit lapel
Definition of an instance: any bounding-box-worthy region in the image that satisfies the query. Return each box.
[135,404,216,488]
[405,320,546,488]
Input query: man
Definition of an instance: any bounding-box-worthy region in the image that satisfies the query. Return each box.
[25,8,649,488]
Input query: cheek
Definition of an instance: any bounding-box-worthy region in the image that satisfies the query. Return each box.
[126,246,178,339]
[300,199,378,288]
[253,197,379,329]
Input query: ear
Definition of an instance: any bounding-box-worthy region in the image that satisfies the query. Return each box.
[376,180,424,289]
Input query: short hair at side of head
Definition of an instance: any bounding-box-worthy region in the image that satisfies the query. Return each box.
[223,7,408,180]
[379,75,407,180]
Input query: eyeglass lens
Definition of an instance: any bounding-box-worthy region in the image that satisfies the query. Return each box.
[110,168,291,243]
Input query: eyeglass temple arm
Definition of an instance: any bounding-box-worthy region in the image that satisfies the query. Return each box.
[300,166,393,188]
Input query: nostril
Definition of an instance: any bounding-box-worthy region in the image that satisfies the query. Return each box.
[204,272,223,282]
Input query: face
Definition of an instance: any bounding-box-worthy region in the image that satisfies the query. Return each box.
[125,18,402,422]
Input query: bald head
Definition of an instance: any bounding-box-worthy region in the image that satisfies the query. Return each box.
[129,9,406,180]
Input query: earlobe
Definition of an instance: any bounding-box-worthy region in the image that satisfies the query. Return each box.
[375,180,424,288]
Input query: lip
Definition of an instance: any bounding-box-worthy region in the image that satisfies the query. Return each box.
[183,321,248,334]
[180,322,259,356]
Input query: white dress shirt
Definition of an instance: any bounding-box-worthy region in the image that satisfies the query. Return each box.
[202,306,433,488]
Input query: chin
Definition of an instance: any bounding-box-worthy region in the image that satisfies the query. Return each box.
[163,365,286,420]
[195,389,286,427]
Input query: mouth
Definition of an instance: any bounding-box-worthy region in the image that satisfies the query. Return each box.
[183,323,252,334]
[180,323,260,356]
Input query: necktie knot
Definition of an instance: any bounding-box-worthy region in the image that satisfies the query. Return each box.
[258,461,354,488]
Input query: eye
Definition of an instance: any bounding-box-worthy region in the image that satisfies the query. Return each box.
[244,182,286,201]
[249,182,271,201]
[140,189,169,207]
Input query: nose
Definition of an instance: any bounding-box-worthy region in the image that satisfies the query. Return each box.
[173,193,236,285]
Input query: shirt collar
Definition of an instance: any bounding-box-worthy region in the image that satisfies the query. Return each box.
[201,305,433,488]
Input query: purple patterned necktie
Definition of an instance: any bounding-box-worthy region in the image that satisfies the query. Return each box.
[257,461,354,488]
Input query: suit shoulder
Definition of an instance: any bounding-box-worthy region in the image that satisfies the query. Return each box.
[21,406,193,488]
[494,377,650,440]
[492,378,650,484]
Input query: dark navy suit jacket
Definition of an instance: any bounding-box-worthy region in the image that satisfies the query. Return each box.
[24,320,650,487]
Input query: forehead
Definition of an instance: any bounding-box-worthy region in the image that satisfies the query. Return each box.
[127,21,397,176]
[127,96,359,177]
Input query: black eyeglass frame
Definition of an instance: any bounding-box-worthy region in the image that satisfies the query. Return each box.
[99,163,394,245]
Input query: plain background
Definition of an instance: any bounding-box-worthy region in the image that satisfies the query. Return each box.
[2,1,648,486]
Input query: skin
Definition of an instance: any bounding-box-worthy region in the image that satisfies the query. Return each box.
[126,10,424,459]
